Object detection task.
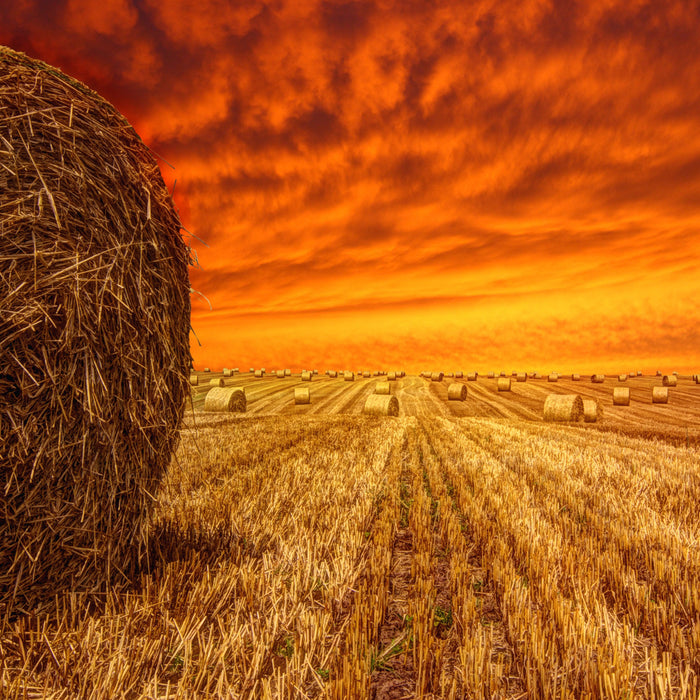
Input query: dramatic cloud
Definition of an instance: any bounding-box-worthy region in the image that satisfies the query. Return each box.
[2,0,699,371]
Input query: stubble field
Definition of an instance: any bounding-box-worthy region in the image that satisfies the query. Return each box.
[1,372,699,699]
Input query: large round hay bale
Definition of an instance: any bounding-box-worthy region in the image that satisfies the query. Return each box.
[204,387,246,412]
[0,47,190,611]
[276,370,286,378]
[447,383,467,401]
[344,371,355,382]
[516,373,527,382]
[294,387,311,404]
[363,394,399,416]
[662,375,677,387]
[301,371,312,381]
[387,371,397,381]
[375,381,392,395]
[591,374,605,383]
[543,394,583,421]
[209,377,225,387]
[613,387,630,405]
[431,372,444,382]
[223,368,233,377]
[548,373,559,382]
[618,374,628,382]
[190,374,199,386]
[497,378,511,392]
[329,370,337,378]
[652,387,669,404]
[582,399,600,422]
[467,373,477,381]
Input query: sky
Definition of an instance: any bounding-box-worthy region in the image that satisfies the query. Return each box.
[2,0,700,373]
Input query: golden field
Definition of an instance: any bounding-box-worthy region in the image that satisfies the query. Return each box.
[1,372,699,699]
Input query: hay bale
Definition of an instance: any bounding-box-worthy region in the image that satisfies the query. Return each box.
[363,371,371,378]
[190,374,199,386]
[387,371,397,381]
[637,371,642,377]
[301,371,312,381]
[613,387,630,405]
[543,394,583,421]
[204,367,211,373]
[487,372,495,378]
[294,387,311,404]
[210,377,225,387]
[344,371,355,381]
[0,47,191,612]
[591,374,605,383]
[467,373,478,381]
[656,370,662,376]
[254,369,264,378]
[652,387,669,404]
[662,375,677,387]
[363,394,399,416]
[249,368,255,373]
[533,372,541,379]
[455,371,463,378]
[431,372,444,382]
[276,370,286,378]
[204,387,246,412]
[446,372,454,377]
[499,372,506,377]
[582,399,601,422]
[447,383,467,401]
[284,369,291,376]
[516,373,527,382]
[313,369,318,374]
[548,373,559,382]
[375,381,392,395]
[618,374,628,382]
[329,370,338,378]
[572,374,581,381]
[497,378,511,392]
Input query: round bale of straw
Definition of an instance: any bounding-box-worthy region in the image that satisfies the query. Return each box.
[190,374,199,386]
[344,371,355,381]
[543,394,583,422]
[387,371,397,381]
[276,370,286,378]
[582,399,601,422]
[487,372,495,378]
[591,374,605,383]
[516,373,527,382]
[548,373,559,382]
[204,367,211,373]
[662,375,677,387]
[618,374,628,382]
[455,371,463,378]
[301,371,312,381]
[329,370,337,377]
[210,377,225,387]
[0,47,191,611]
[284,368,291,376]
[294,387,311,404]
[249,367,255,373]
[375,381,392,395]
[254,369,264,378]
[467,372,477,381]
[431,372,444,382]
[363,394,399,416]
[204,387,246,412]
[447,383,467,401]
[613,387,630,405]
[652,387,669,404]
[497,378,511,391]
[572,374,581,381]
[223,368,233,377]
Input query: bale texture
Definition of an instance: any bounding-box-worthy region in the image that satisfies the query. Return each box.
[189,374,199,386]
[652,387,669,404]
[387,371,397,381]
[591,374,605,383]
[467,373,477,381]
[301,371,312,381]
[548,373,559,382]
[447,383,467,401]
[294,387,311,404]
[613,387,630,406]
[431,372,444,382]
[375,381,392,395]
[516,373,527,382]
[497,378,511,392]
[344,371,355,382]
[209,377,225,387]
[543,394,583,422]
[329,370,337,377]
[223,368,233,377]
[204,387,246,412]
[0,47,191,612]
[662,375,677,387]
[363,394,399,416]
[583,399,600,422]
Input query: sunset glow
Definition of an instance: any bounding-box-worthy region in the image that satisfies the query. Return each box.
[3,1,699,372]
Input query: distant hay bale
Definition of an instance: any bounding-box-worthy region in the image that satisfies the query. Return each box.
[662,375,677,387]
[431,372,444,382]
[189,374,199,386]
[363,394,399,416]
[254,369,264,378]
[618,374,628,382]
[294,387,311,405]
[276,370,286,378]
[387,371,397,381]
[447,383,467,401]
[591,374,605,383]
[572,374,581,381]
[533,372,541,379]
[499,372,506,377]
[375,381,391,395]
[203,367,211,373]
[467,373,477,381]
[543,394,583,422]
[363,371,371,378]
[301,371,312,381]
[249,368,255,373]
[497,378,511,392]
[548,373,559,382]
[313,369,318,374]
[223,368,234,377]
[583,399,601,422]
[613,387,630,405]
[329,370,337,378]
[204,386,246,412]
[284,369,291,376]
[656,370,662,376]
[0,47,191,612]
[487,372,495,378]
[637,371,642,377]
[455,371,463,378]
[344,371,355,381]
[446,372,454,377]
[652,387,669,404]
[672,371,678,375]
[516,373,527,382]
[209,377,225,387]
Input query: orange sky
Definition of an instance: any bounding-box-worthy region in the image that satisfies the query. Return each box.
[3,1,700,373]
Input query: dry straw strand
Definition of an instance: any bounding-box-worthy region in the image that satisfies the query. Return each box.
[0,46,191,612]
[204,387,246,412]
[363,394,399,416]
[543,394,584,421]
